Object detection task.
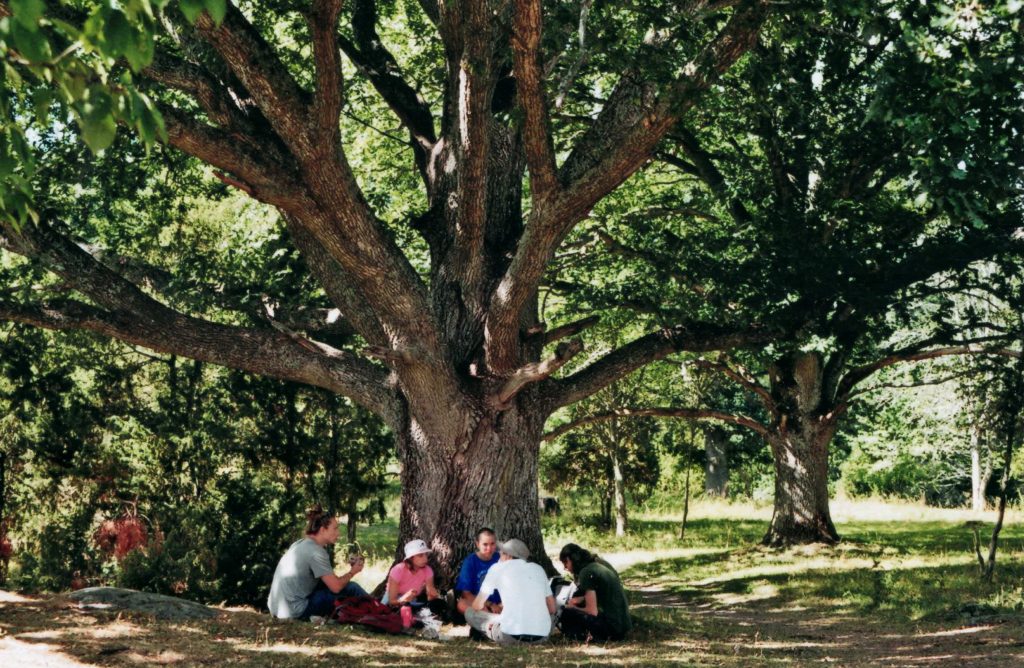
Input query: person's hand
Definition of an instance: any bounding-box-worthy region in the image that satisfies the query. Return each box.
[398,589,417,604]
[347,557,364,576]
[489,602,503,614]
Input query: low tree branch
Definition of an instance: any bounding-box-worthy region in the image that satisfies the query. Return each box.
[838,344,1023,401]
[491,339,583,408]
[543,406,769,441]
[0,222,400,424]
[544,321,774,410]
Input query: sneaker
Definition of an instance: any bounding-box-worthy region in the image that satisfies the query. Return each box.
[420,626,440,640]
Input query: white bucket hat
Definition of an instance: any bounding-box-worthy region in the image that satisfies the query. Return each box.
[403,539,432,560]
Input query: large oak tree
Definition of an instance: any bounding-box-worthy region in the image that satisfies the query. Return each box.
[1,0,774,576]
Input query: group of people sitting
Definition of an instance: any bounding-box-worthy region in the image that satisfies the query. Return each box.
[266,508,631,644]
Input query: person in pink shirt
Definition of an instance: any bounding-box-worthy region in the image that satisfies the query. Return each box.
[385,539,441,611]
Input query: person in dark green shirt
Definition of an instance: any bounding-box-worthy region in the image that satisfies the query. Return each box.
[558,543,632,641]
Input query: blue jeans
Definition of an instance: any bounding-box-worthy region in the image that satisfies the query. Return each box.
[300,581,368,620]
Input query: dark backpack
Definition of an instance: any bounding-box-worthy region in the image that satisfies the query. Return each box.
[331,595,405,634]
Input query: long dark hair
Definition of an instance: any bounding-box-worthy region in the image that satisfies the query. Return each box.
[559,543,595,572]
[305,505,335,535]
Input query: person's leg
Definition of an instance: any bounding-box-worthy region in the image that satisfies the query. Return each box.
[339,581,367,597]
[464,607,500,640]
[559,606,601,641]
[301,587,339,620]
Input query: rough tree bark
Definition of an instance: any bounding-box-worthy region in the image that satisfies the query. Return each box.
[762,352,840,545]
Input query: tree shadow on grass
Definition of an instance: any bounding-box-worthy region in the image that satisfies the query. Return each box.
[622,546,1024,667]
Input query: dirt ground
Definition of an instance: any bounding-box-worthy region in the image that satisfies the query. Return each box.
[2,583,1022,667]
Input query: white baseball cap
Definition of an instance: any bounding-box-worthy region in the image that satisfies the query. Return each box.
[403,539,432,560]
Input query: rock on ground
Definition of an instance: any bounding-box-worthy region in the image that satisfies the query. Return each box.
[67,587,219,620]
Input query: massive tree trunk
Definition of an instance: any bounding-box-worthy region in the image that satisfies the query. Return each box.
[763,352,840,546]
[764,424,838,545]
[397,397,551,580]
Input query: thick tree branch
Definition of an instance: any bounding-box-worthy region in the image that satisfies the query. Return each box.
[544,321,774,410]
[543,406,769,441]
[0,222,400,423]
[193,4,312,153]
[487,2,769,369]
[557,1,769,209]
[310,0,345,150]
[491,339,583,408]
[692,357,776,416]
[160,105,304,208]
[0,297,398,424]
[669,126,751,223]
[837,344,1022,401]
[76,240,357,344]
[528,314,600,345]
[512,0,559,199]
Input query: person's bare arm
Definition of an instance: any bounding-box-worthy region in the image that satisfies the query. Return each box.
[580,590,598,616]
[426,578,439,600]
[321,559,364,593]
[471,590,489,612]
[546,595,556,615]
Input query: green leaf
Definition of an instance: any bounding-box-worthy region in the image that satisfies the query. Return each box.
[10,0,44,29]
[179,0,206,24]
[103,9,134,58]
[77,87,117,153]
[124,29,155,72]
[9,19,52,63]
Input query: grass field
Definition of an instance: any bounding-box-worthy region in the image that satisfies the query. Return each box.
[2,498,1023,666]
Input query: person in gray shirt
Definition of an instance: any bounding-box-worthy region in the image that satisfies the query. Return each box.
[267,506,366,619]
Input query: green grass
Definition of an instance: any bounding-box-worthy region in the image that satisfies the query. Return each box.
[5,497,1022,666]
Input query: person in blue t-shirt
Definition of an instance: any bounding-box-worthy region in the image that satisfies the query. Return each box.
[455,527,502,617]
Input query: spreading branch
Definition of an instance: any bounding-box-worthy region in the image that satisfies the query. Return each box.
[193,4,312,154]
[544,320,774,410]
[491,339,584,408]
[692,357,776,416]
[309,0,345,150]
[340,0,437,174]
[512,0,560,199]
[837,344,1022,401]
[0,221,400,424]
[529,315,600,345]
[543,406,769,441]
[487,1,769,370]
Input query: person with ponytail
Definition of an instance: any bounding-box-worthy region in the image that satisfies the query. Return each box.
[267,506,367,620]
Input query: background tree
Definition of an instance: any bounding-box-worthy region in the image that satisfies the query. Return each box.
[541,0,1024,544]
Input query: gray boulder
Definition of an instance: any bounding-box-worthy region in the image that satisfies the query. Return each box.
[68,587,219,620]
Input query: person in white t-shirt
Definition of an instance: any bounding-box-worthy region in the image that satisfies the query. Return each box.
[465,538,556,644]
